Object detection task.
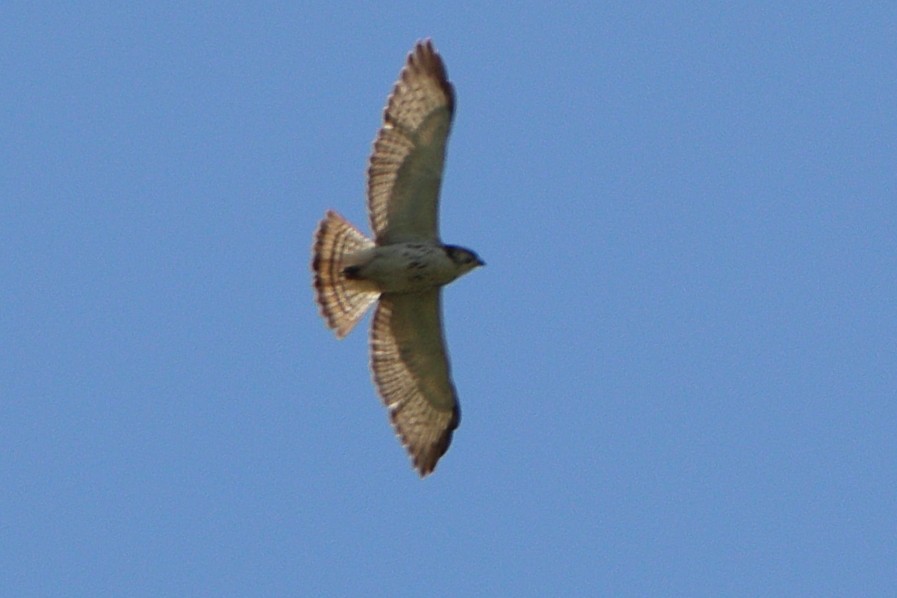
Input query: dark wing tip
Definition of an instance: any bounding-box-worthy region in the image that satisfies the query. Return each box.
[407,403,461,478]
[402,38,455,115]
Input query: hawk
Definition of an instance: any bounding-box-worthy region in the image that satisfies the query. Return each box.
[312,40,483,476]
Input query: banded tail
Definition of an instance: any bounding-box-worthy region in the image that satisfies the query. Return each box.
[312,211,379,338]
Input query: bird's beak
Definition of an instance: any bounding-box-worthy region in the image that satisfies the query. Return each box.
[476,257,486,267]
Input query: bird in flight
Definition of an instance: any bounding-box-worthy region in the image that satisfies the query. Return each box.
[312,40,483,476]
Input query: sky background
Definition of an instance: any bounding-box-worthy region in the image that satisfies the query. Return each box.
[3,3,896,596]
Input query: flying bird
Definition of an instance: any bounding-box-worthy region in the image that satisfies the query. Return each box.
[312,40,483,476]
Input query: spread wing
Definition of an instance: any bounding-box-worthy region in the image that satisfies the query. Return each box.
[367,40,455,245]
[370,291,460,476]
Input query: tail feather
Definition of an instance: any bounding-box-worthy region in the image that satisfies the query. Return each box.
[312,211,379,338]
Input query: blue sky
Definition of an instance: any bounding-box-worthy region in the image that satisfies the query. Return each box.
[3,3,895,595]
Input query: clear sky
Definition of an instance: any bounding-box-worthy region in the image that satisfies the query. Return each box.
[3,3,895,596]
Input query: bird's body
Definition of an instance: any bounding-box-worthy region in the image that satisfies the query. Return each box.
[312,40,482,476]
[344,241,480,293]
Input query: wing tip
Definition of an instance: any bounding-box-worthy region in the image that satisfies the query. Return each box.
[399,38,455,114]
[393,402,461,478]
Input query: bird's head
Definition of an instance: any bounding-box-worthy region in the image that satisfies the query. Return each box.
[445,245,485,275]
